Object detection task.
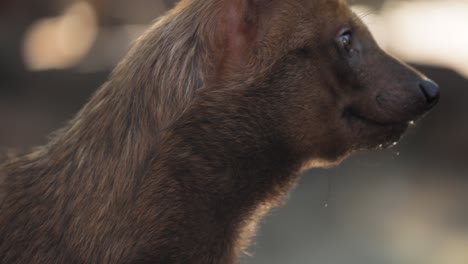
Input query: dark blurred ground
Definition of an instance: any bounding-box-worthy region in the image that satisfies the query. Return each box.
[1,1,467,263]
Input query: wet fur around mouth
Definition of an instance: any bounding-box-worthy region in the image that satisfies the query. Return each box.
[342,107,410,148]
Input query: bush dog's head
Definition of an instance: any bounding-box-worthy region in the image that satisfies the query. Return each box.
[191,0,439,166]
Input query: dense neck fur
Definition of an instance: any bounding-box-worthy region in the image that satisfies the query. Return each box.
[0,83,304,264]
[0,1,305,264]
[131,85,305,262]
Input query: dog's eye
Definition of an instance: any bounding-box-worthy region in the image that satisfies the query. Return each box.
[337,30,353,53]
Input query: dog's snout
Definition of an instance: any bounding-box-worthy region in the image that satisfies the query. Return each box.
[419,79,440,108]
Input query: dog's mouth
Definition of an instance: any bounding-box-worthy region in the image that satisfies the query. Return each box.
[343,108,406,128]
[343,107,411,148]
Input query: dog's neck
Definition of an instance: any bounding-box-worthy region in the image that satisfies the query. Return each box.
[135,89,304,263]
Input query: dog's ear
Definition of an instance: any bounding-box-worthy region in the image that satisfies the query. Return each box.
[221,0,272,64]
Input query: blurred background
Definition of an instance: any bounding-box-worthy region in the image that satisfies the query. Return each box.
[0,0,467,263]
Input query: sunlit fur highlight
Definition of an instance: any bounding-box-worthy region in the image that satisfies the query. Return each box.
[0,1,231,263]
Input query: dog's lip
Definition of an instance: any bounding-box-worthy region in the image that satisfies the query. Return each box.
[343,108,410,127]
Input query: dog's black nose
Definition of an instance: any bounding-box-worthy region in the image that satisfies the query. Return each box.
[419,79,440,108]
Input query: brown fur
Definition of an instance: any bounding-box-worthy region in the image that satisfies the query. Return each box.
[0,0,438,263]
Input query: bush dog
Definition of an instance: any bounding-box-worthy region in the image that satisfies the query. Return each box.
[0,0,439,263]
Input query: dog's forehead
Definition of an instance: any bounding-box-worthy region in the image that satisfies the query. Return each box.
[291,0,351,21]
[292,0,352,27]
[299,0,347,9]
